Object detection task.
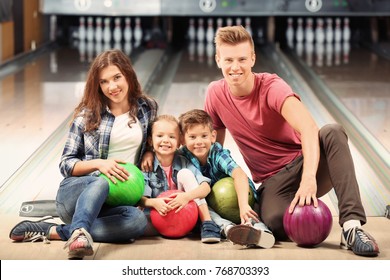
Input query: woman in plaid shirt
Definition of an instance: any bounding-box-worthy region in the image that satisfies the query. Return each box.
[9,49,158,259]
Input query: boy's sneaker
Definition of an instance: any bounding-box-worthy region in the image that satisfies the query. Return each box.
[340,227,379,257]
[227,224,275,249]
[64,228,94,259]
[9,216,56,244]
[201,220,221,243]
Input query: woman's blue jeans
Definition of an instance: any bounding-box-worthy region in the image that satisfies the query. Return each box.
[55,176,147,243]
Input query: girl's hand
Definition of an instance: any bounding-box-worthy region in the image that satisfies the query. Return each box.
[141,151,154,172]
[153,197,173,216]
[167,192,191,213]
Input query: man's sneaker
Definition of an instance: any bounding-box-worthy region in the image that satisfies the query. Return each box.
[9,216,56,244]
[227,224,275,249]
[64,228,94,259]
[340,227,379,257]
[201,220,221,243]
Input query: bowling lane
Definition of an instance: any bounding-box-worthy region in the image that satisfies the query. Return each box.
[308,44,390,154]
[0,47,89,188]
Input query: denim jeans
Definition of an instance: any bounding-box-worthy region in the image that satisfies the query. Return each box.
[55,176,147,243]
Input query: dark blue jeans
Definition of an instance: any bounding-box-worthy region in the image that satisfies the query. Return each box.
[55,176,147,243]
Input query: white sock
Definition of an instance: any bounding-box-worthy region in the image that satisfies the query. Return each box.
[224,224,234,236]
[343,220,361,232]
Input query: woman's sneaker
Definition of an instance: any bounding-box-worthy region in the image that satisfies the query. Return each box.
[227,224,275,249]
[201,220,221,243]
[64,228,94,259]
[340,227,379,257]
[9,216,57,244]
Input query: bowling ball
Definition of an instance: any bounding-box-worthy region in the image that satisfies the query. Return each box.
[283,199,333,247]
[100,163,144,206]
[206,177,255,224]
[150,190,199,238]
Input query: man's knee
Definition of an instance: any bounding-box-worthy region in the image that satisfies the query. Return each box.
[319,123,347,143]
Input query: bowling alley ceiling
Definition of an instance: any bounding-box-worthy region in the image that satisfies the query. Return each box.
[40,0,390,16]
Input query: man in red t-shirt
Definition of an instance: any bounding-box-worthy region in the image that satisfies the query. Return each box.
[204,25,379,257]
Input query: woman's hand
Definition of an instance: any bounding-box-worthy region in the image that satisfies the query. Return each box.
[99,159,129,183]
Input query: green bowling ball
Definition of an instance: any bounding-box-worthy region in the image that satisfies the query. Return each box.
[207,177,255,224]
[100,163,144,206]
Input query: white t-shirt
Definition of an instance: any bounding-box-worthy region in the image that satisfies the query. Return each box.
[107,112,143,164]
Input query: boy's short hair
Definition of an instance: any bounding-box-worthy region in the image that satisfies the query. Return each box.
[178,109,214,134]
[214,25,255,54]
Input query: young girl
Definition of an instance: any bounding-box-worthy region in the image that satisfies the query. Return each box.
[9,49,158,259]
[139,115,221,243]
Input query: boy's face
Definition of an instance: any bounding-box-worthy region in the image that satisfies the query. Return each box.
[215,41,255,88]
[150,120,180,157]
[183,124,216,164]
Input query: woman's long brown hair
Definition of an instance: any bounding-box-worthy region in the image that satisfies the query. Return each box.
[73,49,149,132]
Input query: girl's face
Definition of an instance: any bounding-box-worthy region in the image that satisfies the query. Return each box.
[99,65,129,112]
[150,120,181,157]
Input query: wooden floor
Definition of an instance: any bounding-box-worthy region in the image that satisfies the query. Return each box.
[1,214,389,260]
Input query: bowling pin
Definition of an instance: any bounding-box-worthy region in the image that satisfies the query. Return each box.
[326,42,333,66]
[343,17,351,42]
[334,40,341,65]
[123,17,132,43]
[188,40,195,61]
[226,18,233,26]
[87,40,94,62]
[296,41,303,57]
[95,40,103,56]
[86,16,94,42]
[296,18,304,43]
[78,39,86,62]
[245,17,252,37]
[197,41,205,63]
[315,18,325,44]
[113,17,122,44]
[206,41,214,67]
[197,18,205,42]
[305,41,314,66]
[95,17,103,43]
[78,16,86,41]
[286,17,294,48]
[206,18,214,44]
[315,41,324,67]
[50,51,58,73]
[187,18,196,41]
[343,41,350,64]
[325,18,333,44]
[134,17,143,47]
[236,17,242,26]
[124,41,132,56]
[334,18,342,43]
[305,18,314,44]
[50,15,57,42]
[103,17,112,44]
[216,18,223,30]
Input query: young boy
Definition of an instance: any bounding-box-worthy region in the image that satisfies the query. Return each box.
[178,109,275,248]
[139,114,221,243]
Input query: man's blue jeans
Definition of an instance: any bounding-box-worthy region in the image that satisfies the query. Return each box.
[55,176,147,243]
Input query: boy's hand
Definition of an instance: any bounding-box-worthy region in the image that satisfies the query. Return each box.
[167,192,191,213]
[240,204,259,224]
[140,151,154,172]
